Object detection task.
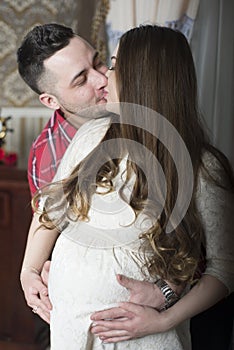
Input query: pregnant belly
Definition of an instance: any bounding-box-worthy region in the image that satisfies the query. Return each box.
[48,234,143,313]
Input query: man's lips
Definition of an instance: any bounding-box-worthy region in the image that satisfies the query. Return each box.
[103,90,108,98]
[97,90,108,103]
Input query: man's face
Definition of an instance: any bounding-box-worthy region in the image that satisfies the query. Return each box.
[43,36,108,119]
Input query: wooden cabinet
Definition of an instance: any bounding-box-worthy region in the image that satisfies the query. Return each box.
[0,166,48,350]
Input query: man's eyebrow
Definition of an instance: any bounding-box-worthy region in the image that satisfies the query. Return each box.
[111,56,117,60]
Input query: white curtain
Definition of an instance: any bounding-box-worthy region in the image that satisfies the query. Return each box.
[105,0,200,61]
[190,0,234,167]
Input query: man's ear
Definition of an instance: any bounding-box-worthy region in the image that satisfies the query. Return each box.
[39,93,60,110]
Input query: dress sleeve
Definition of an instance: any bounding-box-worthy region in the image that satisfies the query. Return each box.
[195,154,234,292]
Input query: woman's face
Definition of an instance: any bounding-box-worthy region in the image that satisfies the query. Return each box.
[105,45,119,104]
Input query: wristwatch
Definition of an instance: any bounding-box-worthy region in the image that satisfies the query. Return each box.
[155,278,180,311]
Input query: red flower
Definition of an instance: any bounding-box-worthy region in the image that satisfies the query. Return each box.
[4,152,17,166]
[0,148,5,161]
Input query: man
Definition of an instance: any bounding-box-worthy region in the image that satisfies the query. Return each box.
[18,23,108,196]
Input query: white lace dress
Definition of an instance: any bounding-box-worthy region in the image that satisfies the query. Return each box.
[48,117,234,350]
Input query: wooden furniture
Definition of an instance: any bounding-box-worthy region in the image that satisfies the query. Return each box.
[0,165,47,350]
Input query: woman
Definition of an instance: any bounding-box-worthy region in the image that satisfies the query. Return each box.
[90,25,234,345]
[20,25,234,349]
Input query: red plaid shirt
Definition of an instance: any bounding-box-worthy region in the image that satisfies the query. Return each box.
[28,109,77,197]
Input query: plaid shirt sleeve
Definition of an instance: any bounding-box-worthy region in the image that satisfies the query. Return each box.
[28,141,40,197]
[27,110,77,198]
[27,138,58,197]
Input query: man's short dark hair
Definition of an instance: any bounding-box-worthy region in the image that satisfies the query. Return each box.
[17,23,76,94]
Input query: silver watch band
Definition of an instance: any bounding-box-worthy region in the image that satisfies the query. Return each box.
[155,278,180,311]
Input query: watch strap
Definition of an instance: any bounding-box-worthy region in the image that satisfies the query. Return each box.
[155,278,180,311]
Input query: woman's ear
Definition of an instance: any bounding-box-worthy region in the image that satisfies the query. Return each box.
[39,93,60,110]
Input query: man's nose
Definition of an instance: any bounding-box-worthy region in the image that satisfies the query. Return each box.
[90,68,108,89]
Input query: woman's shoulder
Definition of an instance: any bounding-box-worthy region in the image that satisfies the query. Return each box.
[195,150,234,231]
[199,149,234,190]
[54,117,112,181]
[201,149,224,172]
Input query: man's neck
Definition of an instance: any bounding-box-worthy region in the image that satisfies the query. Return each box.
[63,111,88,129]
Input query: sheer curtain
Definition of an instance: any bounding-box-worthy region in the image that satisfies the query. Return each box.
[191,4,234,347]
[103,0,199,61]
[191,0,234,167]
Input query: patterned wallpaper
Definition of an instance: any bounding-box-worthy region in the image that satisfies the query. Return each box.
[0,0,79,107]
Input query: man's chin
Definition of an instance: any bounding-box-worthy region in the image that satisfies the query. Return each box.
[76,103,110,120]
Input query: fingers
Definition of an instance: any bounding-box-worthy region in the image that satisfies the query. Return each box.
[28,282,52,311]
[40,261,53,310]
[91,307,132,322]
[119,301,144,314]
[38,284,52,310]
[24,281,52,320]
[28,292,51,314]
[91,319,129,331]
[91,304,162,343]
[41,260,51,286]
[29,300,50,323]
[37,310,50,324]
[40,291,53,310]
[116,274,135,290]
[21,268,52,324]
[31,305,50,324]
[101,335,131,343]
[92,323,127,333]
[28,286,51,324]
[91,326,131,344]
[43,260,51,271]
[99,329,128,339]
